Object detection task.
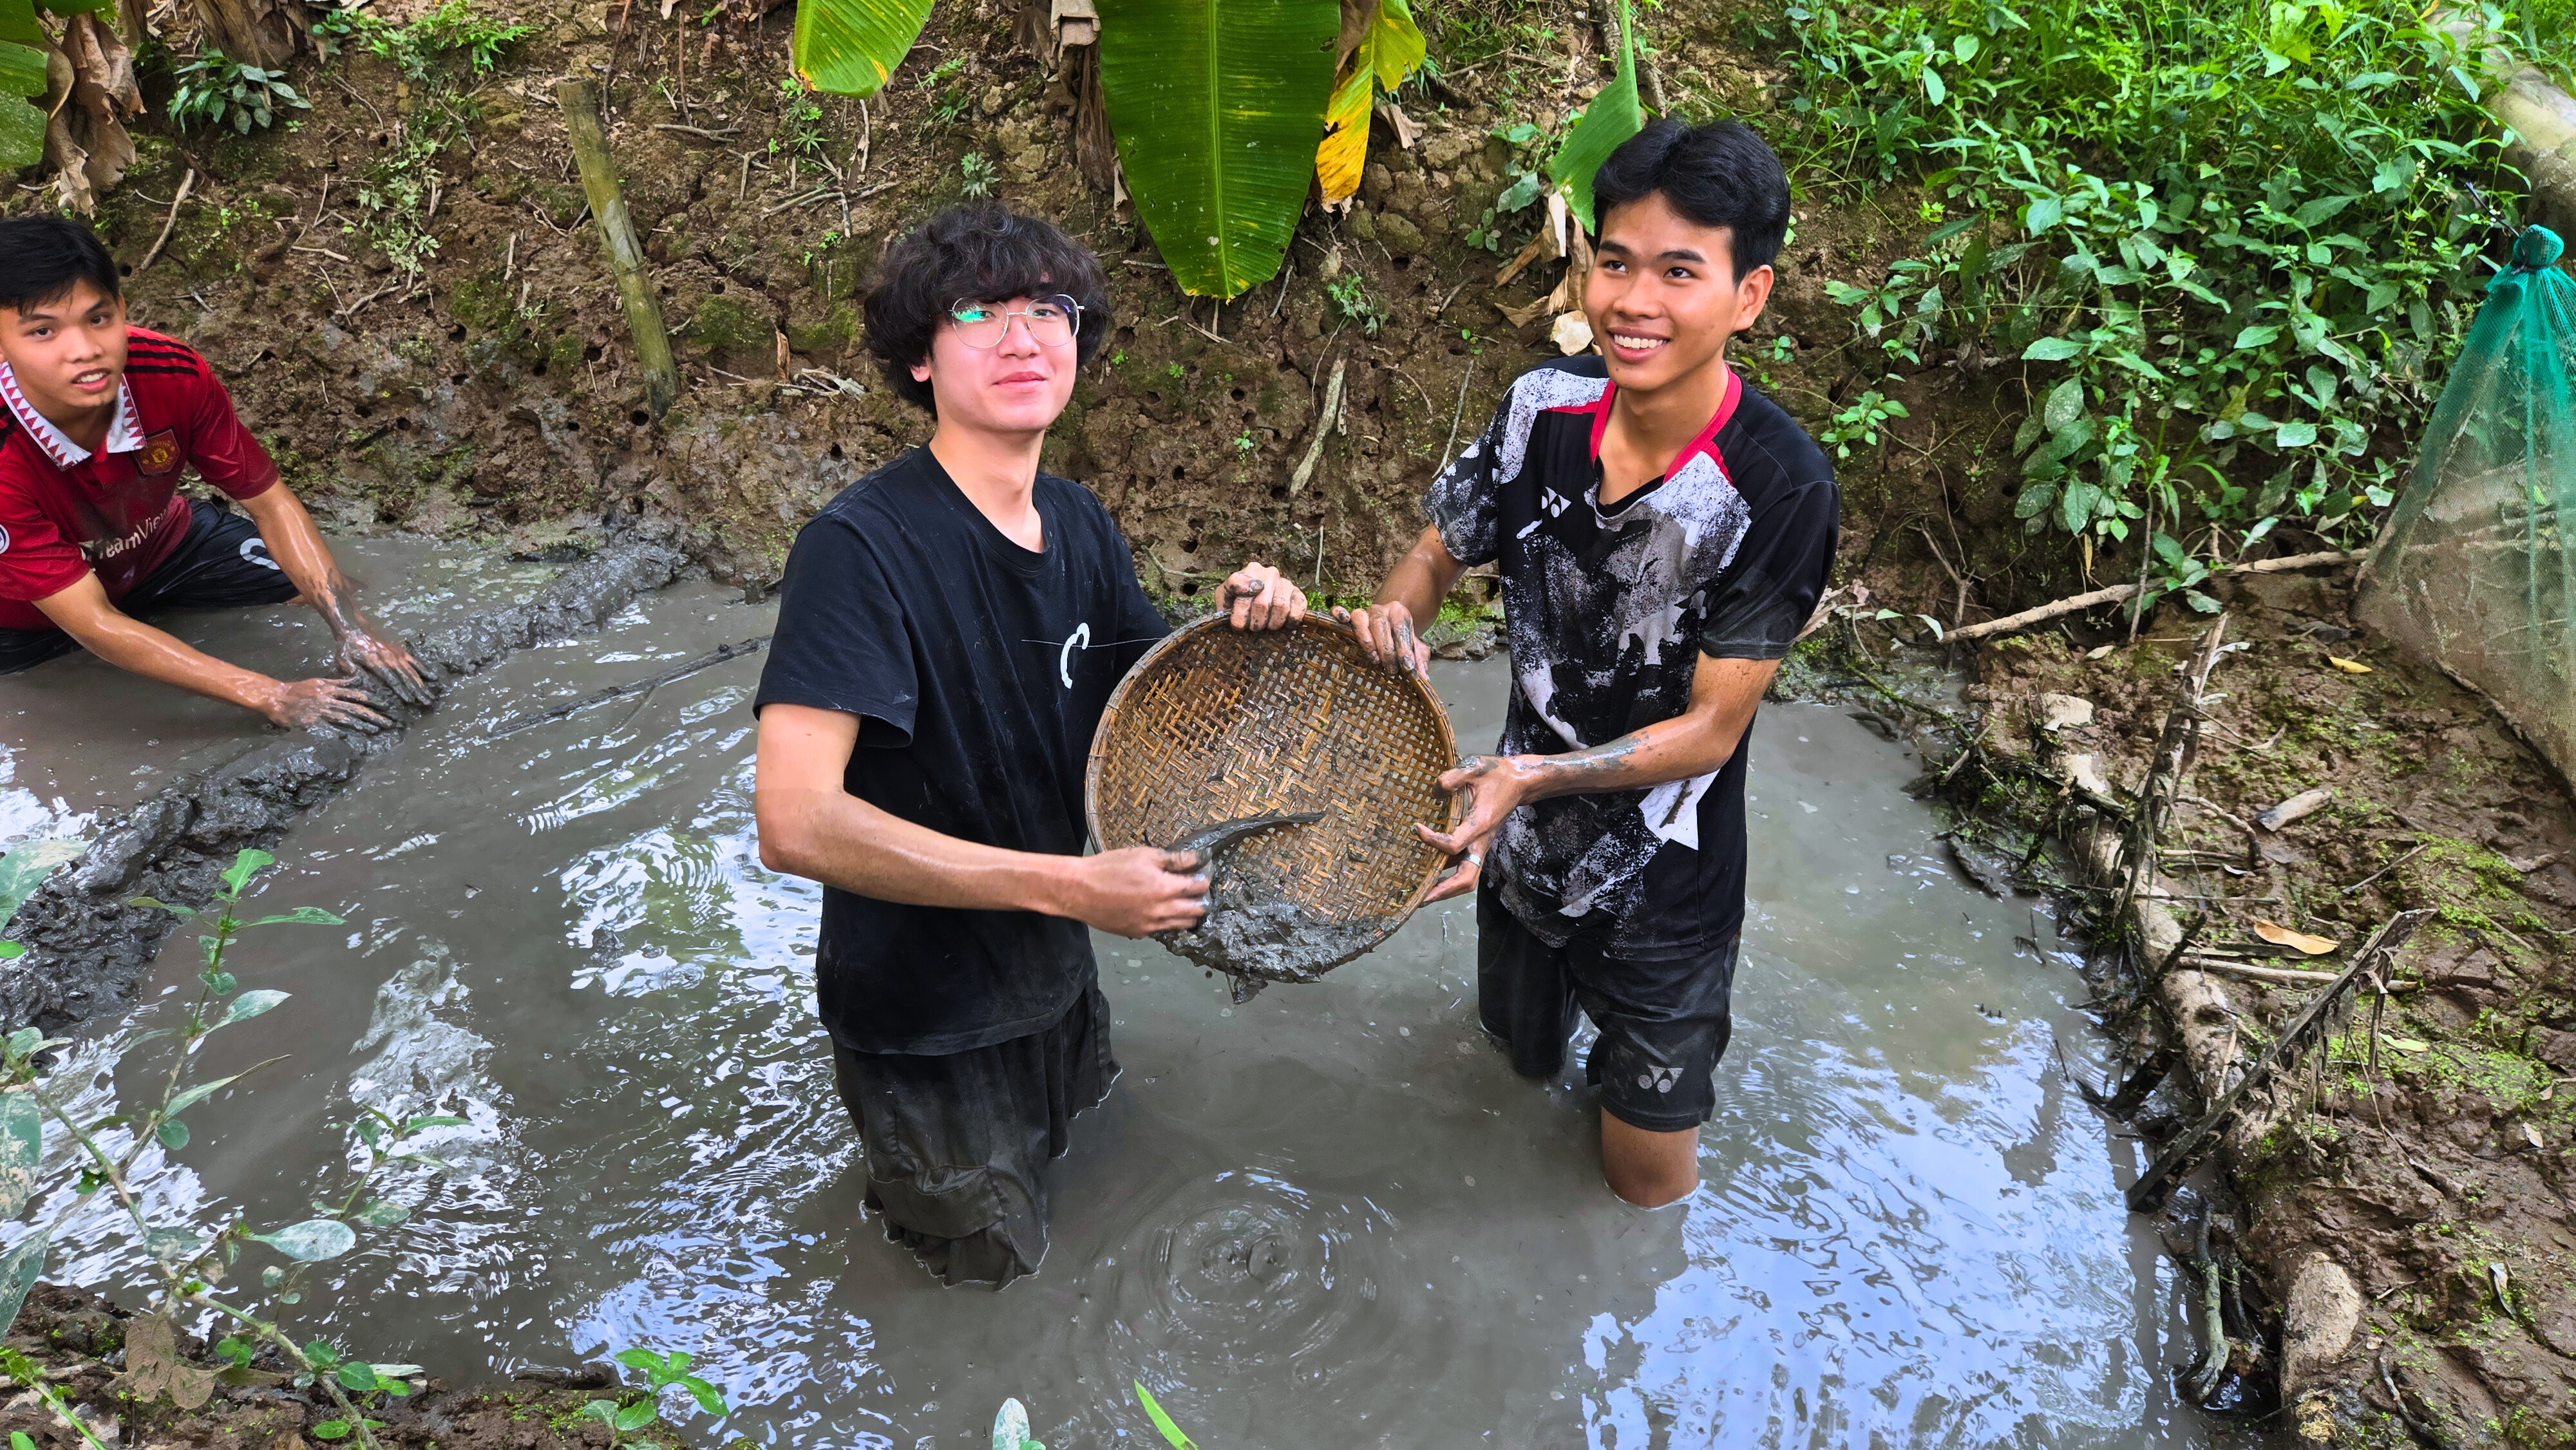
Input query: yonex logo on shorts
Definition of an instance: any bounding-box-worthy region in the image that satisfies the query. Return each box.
[241,537,281,572]
[1636,1065,1684,1095]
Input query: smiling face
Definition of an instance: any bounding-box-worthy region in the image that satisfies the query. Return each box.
[1583,192,1774,398]
[910,294,1079,440]
[0,279,128,423]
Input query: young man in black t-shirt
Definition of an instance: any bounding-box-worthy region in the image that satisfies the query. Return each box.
[751,205,1305,1287]
[1342,121,1839,1207]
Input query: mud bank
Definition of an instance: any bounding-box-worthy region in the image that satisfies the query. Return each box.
[0,537,689,1037]
[0,1284,698,1450]
[1868,561,2576,1446]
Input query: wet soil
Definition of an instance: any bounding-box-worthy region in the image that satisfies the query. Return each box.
[1906,563,2576,1445]
[0,533,688,1037]
[0,1285,710,1450]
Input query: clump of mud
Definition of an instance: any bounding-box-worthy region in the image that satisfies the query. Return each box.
[1155,826,1385,1000]
[0,537,688,1035]
[2,1283,690,1450]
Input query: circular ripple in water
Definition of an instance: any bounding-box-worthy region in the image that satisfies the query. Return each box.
[1066,1162,1444,1433]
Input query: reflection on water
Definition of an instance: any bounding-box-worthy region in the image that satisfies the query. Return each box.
[0,567,2279,1448]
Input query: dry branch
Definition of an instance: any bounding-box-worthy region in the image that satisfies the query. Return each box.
[1947,550,2367,641]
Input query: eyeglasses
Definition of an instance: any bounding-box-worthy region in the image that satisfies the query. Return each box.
[948,296,1083,349]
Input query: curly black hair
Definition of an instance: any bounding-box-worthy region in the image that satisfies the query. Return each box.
[861,204,1112,413]
[1590,119,1791,284]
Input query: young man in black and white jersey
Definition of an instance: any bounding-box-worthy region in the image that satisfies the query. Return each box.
[1340,120,1840,1207]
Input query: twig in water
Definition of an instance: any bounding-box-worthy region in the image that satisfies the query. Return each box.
[134,168,197,276]
[486,637,772,740]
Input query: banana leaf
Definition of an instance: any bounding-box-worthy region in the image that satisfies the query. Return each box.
[1549,0,1645,233]
[0,0,42,167]
[1317,0,1423,206]
[792,0,934,98]
[1098,0,1339,298]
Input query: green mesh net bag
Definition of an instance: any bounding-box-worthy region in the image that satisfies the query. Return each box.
[2358,225,2576,784]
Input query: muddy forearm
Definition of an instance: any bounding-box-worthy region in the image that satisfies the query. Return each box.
[1375,526,1463,622]
[240,485,370,641]
[1516,715,1739,804]
[49,599,279,715]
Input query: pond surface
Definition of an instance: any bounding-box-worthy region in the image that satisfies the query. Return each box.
[1,552,2280,1449]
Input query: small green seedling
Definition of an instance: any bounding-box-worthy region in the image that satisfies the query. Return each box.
[583,1347,728,1445]
[991,1397,1045,1450]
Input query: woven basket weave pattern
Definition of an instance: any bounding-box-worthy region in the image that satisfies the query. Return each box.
[1087,617,1458,940]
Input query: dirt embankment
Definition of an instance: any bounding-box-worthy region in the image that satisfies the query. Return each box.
[0,1285,713,1450]
[1924,563,2576,1445]
[42,0,1874,610]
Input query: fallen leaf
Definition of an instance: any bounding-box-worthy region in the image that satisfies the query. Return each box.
[2523,1122,2546,1149]
[2383,1036,2430,1053]
[2251,918,2340,956]
[2327,655,2372,673]
[1550,310,1594,355]
[2085,643,2116,660]
[118,1314,217,1411]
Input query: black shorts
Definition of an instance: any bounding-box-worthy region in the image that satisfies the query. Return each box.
[1477,881,1738,1133]
[0,498,298,675]
[829,981,1117,1288]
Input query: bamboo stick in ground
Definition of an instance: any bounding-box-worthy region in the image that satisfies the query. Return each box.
[558,79,679,420]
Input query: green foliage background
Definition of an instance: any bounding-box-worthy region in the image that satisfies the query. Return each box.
[1763,0,2576,608]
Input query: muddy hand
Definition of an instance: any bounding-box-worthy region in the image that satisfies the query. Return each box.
[1331,601,1428,676]
[265,674,392,734]
[336,628,434,708]
[1419,755,1524,865]
[1070,845,1209,938]
[1421,829,1491,905]
[1221,560,1307,631]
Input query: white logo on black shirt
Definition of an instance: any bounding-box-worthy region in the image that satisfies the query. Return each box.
[1057,622,1090,688]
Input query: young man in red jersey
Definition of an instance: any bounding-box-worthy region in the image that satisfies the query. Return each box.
[1341,120,1839,1209]
[0,216,426,730]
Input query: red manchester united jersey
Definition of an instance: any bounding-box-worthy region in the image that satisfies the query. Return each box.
[0,327,279,632]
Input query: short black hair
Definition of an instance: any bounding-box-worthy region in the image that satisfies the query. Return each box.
[1590,119,1792,283]
[0,215,120,315]
[862,204,1112,413]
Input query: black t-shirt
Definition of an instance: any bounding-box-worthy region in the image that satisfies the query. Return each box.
[753,447,1168,1055]
[1425,357,1839,959]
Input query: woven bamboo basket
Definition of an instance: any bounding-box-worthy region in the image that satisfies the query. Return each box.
[1084,614,1461,978]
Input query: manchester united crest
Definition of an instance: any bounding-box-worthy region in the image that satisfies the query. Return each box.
[135,428,180,477]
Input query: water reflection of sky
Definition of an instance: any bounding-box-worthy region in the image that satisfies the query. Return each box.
[2,575,2277,1449]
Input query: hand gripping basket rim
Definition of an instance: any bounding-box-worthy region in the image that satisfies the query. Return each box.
[1082,614,1463,971]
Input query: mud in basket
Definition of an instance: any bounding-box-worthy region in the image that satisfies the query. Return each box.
[2358,225,2576,785]
[1084,614,1461,987]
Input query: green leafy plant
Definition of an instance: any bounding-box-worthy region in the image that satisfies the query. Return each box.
[1327,272,1385,335]
[576,1348,726,1449]
[357,0,530,78]
[1774,0,2537,598]
[958,149,996,198]
[1233,429,1256,453]
[167,48,310,134]
[1821,386,1909,461]
[0,843,457,1450]
[1463,123,1551,251]
[770,75,829,160]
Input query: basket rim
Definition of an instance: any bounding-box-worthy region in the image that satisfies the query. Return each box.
[1082,612,1464,943]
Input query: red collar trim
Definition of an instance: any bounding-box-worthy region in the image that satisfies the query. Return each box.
[1586,366,1742,477]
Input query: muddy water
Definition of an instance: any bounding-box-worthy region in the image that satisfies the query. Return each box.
[6,556,2278,1449]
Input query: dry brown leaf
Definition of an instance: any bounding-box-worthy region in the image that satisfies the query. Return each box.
[2326,655,2372,673]
[118,1313,218,1411]
[1549,310,1593,355]
[41,15,140,215]
[2251,918,2340,957]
